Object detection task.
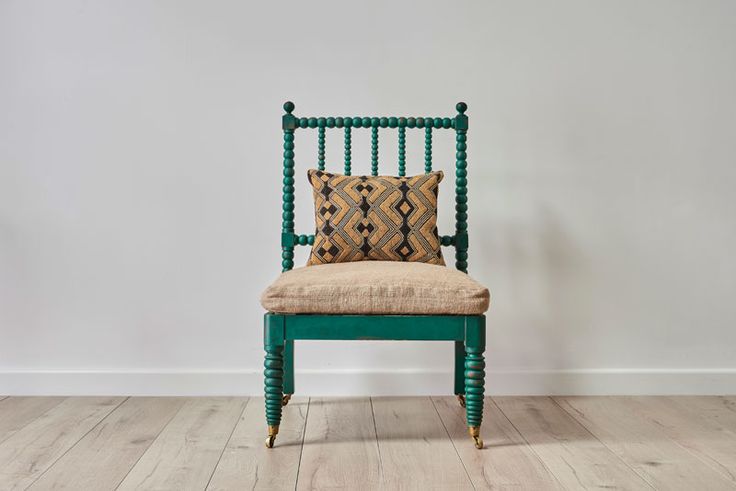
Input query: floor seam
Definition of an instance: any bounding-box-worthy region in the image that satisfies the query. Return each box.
[25,396,129,490]
[293,396,311,491]
[430,396,475,490]
[0,396,68,447]
[550,396,657,490]
[204,397,250,490]
[369,396,385,485]
[662,398,736,483]
[113,397,188,490]
[599,397,736,486]
[489,397,567,491]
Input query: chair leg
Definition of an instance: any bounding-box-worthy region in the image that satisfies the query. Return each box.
[465,316,486,449]
[282,339,294,405]
[264,320,285,448]
[454,341,465,407]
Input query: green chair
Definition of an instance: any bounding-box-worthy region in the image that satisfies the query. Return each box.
[261,101,488,449]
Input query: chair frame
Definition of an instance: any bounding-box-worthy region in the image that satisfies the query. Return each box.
[264,101,486,449]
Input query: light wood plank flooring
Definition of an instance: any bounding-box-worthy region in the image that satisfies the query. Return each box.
[0,396,734,490]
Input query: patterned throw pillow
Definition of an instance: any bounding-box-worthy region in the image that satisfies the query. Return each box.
[307,169,445,266]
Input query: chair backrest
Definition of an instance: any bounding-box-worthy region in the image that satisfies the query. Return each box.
[279,101,470,273]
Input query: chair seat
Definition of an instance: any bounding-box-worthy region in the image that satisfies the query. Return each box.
[260,261,490,315]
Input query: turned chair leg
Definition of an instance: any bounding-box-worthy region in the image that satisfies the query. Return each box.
[264,319,285,448]
[465,316,486,449]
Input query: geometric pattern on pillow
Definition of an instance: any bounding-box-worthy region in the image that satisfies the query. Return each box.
[307,169,445,266]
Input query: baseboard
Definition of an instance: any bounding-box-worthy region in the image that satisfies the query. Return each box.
[1,368,735,396]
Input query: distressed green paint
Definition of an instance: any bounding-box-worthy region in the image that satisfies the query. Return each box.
[280,102,296,272]
[282,314,468,341]
[440,235,455,246]
[397,126,406,176]
[424,126,433,173]
[264,312,486,431]
[282,233,315,248]
[317,126,325,170]
[371,127,379,176]
[265,313,485,343]
[267,102,484,443]
[298,115,455,130]
[454,340,465,395]
[464,315,485,428]
[264,314,285,427]
[454,102,469,273]
[344,127,352,175]
[283,339,294,395]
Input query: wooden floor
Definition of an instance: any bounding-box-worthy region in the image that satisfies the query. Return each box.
[0,396,734,490]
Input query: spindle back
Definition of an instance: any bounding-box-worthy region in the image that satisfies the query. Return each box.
[279,101,470,273]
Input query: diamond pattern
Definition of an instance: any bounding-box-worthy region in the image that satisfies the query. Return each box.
[307,169,444,266]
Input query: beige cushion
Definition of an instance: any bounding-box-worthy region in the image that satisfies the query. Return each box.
[260,261,490,315]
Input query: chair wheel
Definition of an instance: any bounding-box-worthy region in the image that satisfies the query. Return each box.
[282,394,291,407]
[457,394,466,407]
[473,436,484,449]
[265,435,276,448]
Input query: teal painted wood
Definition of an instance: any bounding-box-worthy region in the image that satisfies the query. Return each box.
[397,126,406,176]
[283,339,294,395]
[264,314,285,428]
[263,313,486,429]
[464,316,485,428]
[440,235,455,246]
[317,127,325,171]
[288,115,456,130]
[454,340,465,395]
[264,314,484,342]
[454,102,469,273]
[280,314,468,341]
[344,127,352,175]
[265,314,485,403]
[280,102,297,272]
[424,126,433,173]
[371,127,379,176]
[264,344,284,427]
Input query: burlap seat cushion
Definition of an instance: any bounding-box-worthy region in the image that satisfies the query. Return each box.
[260,261,490,315]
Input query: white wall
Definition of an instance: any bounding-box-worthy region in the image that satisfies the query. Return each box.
[1,0,735,395]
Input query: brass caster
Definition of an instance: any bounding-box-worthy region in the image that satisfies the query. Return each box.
[468,426,483,449]
[265,425,279,449]
[457,394,466,407]
[282,394,292,407]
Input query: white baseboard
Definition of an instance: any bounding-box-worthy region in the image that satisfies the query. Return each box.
[1,368,735,396]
